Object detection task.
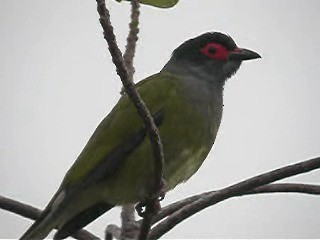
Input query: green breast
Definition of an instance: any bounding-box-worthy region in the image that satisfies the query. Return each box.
[160,77,222,189]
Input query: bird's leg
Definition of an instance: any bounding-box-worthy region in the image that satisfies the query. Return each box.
[135,179,167,217]
[120,205,141,240]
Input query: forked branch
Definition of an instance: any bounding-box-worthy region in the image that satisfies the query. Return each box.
[149,156,320,239]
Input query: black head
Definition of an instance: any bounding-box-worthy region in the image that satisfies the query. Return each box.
[170,32,261,79]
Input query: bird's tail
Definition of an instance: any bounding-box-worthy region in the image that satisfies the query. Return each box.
[20,200,114,240]
[20,206,56,240]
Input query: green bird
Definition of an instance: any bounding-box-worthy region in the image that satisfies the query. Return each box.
[21,32,260,239]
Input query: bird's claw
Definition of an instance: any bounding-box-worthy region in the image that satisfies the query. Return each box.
[135,179,167,217]
[135,202,145,217]
[157,178,167,201]
[135,200,162,218]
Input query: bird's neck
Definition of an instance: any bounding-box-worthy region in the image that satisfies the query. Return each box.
[161,58,226,91]
[161,58,225,121]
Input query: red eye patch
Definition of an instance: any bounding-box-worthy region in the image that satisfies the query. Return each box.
[201,43,230,61]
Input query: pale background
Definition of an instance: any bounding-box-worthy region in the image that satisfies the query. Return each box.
[1,0,320,238]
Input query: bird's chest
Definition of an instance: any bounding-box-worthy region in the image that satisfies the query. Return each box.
[161,87,223,189]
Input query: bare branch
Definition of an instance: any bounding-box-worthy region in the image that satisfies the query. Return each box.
[0,195,41,220]
[248,183,320,195]
[96,0,163,198]
[96,1,163,239]
[123,0,140,78]
[150,183,320,225]
[150,194,202,225]
[149,157,320,239]
[138,200,159,240]
[2,178,319,239]
[0,196,99,240]
[120,0,141,237]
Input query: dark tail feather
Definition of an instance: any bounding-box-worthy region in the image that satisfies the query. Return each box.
[53,202,114,240]
[20,206,55,240]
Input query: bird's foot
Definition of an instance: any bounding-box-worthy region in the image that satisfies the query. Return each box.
[135,200,161,218]
[120,222,140,240]
[135,179,167,217]
[150,178,167,202]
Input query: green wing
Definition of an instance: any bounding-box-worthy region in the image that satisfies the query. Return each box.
[62,72,181,189]
[22,71,221,239]
[21,73,179,239]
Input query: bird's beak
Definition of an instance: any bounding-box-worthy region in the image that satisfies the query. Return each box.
[228,48,261,61]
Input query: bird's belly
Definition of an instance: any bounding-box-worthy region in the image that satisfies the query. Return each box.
[164,145,210,189]
[100,107,220,205]
[162,118,216,190]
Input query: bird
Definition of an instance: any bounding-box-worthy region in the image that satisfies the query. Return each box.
[21,32,260,239]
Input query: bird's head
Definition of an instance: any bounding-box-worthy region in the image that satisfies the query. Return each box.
[164,32,261,84]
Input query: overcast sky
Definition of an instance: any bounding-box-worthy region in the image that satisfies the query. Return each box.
[1,0,320,238]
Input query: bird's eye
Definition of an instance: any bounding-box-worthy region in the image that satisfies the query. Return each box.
[208,47,216,54]
[201,43,229,61]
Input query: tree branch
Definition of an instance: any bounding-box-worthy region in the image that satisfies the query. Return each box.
[120,1,141,239]
[0,196,99,240]
[3,1,318,239]
[96,1,163,239]
[247,183,320,195]
[2,174,319,239]
[138,199,160,240]
[149,156,320,239]
[150,183,320,225]
[96,0,163,197]
[123,0,140,78]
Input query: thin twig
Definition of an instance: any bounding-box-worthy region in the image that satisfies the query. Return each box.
[248,183,320,195]
[120,1,141,238]
[0,196,99,240]
[0,195,41,220]
[2,180,319,239]
[96,1,164,239]
[150,183,320,225]
[149,194,202,226]
[123,0,140,78]
[138,200,159,240]
[96,0,163,197]
[149,157,320,239]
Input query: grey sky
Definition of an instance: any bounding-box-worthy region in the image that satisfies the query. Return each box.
[1,0,320,238]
